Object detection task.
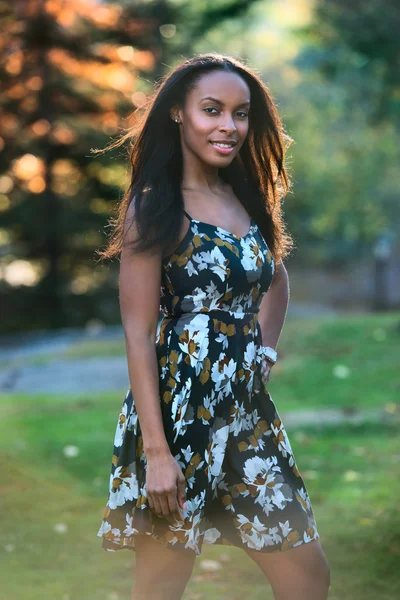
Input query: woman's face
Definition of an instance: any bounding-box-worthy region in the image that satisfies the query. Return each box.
[174,69,251,168]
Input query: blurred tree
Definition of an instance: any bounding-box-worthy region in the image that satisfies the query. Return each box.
[298,0,400,125]
[0,0,263,333]
[0,0,164,331]
[283,0,400,268]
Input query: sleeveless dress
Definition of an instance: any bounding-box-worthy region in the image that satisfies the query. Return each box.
[97,209,320,556]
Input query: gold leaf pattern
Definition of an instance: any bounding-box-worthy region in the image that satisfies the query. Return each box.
[98,213,319,556]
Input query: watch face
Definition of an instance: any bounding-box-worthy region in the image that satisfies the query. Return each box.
[263,347,277,361]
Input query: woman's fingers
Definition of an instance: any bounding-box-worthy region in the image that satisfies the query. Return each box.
[151,495,163,517]
[167,492,184,524]
[150,490,182,525]
[261,358,271,384]
[158,494,171,519]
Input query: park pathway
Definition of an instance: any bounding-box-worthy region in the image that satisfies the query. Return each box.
[0,318,394,428]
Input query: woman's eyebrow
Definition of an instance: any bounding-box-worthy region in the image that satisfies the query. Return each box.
[200,96,250,107]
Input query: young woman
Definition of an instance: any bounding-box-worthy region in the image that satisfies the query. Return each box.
[96,53,331,600]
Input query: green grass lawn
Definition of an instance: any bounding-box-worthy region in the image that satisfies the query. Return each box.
[270,311,400,412]
[0,312,399,599]
[0,396,398,600]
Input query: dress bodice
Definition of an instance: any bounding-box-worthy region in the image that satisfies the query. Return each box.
[160,210,275,319]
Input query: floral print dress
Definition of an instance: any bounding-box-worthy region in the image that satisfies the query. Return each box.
[97,209,320,556]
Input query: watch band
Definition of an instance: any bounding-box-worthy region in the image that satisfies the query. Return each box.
[259,345,278,364]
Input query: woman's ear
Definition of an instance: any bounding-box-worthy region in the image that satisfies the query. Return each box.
[169,105,181,123]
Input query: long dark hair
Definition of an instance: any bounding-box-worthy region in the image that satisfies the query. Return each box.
[94,53,294,265]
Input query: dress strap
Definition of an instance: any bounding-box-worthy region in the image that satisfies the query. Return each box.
[183,210,193,221]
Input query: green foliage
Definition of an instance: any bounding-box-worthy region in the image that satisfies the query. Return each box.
[299,0,400,123]
[282,0,400,264]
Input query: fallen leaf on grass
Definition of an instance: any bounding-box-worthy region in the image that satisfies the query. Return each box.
[219,553,231,562]
[359,518,374,526]
[53,522,68,533]
[199,559,222,572]
[333,364,351,379]
[384,402,399,414]
[63,445,80,458]
[343,470,360,481]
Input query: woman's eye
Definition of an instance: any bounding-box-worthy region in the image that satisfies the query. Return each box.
[204,107,248,118]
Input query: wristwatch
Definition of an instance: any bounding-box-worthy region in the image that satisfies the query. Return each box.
[259,345,278,364]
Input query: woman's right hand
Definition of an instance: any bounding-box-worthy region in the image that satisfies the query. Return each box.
[145,452,188,525]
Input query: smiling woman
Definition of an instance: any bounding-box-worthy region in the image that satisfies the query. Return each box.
[94,53,330,600]
[175,71,250,181]
[94,54,294,266]
[204,96,248,155]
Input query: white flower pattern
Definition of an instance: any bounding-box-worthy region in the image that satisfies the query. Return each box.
[97,211,320,555]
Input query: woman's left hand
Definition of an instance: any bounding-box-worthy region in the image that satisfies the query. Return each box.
[261,357,273,387]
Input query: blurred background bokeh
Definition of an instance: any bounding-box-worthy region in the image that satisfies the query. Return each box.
[0,1,399,599]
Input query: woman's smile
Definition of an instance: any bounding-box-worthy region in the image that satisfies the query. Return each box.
[209,140,237,155]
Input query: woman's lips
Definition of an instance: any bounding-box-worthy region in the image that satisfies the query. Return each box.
[209,141,236,155]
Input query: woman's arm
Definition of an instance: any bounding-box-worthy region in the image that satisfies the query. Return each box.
[119,203,188,523]
[119,203,170,459]
[257,261,290,352]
